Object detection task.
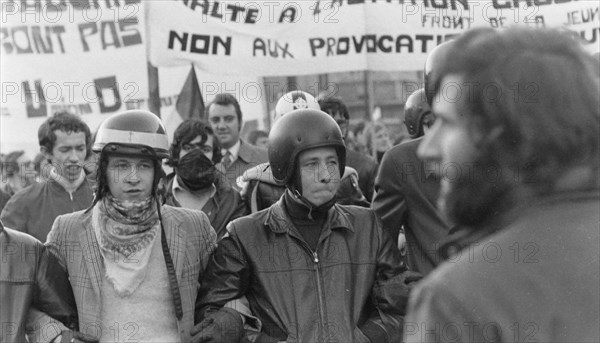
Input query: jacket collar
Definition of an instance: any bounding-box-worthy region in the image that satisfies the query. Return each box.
[237,139,263,164]
[164,173,224,223]
[48,177,90,194]
[200,176,231,220]
[264,198,354,234]
[222,139,241,161]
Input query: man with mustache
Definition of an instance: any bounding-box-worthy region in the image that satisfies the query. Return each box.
[1,112,94,242]
[405,27,600,342]
[206,93,268,191]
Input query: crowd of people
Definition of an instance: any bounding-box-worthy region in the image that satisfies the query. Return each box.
[1,26,599,343]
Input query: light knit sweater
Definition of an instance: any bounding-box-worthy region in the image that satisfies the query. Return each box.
[99,236,180,343]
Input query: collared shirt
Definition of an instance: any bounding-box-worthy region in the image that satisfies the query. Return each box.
[172,176,216,211]
[222,140,241,165]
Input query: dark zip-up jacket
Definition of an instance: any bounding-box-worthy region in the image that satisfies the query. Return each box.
[196,199,419,342]
[0,180,93,242]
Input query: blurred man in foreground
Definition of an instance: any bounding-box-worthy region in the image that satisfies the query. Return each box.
[406,27,600,342]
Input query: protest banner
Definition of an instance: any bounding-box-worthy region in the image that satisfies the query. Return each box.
[148,0,599,76]
[1,0,149,154]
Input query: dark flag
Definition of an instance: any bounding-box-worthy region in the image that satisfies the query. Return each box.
[175,65,204,120]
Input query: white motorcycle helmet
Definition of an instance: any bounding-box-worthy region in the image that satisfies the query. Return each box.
[273,90,320,124]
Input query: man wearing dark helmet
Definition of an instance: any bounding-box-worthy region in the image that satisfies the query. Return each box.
[195,109,420,343]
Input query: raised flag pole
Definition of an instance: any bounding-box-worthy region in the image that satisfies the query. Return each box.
[147,62,161,118]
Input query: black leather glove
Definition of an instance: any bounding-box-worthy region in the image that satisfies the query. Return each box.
[191,307,245,343]
[51,330,99,343]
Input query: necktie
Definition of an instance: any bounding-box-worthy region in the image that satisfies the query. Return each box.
[221,151,232,169]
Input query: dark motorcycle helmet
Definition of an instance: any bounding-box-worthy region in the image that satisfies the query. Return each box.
[92,110,169,201]
[268,109,346,186]
[404,88,433,138]
[424,40,454,106]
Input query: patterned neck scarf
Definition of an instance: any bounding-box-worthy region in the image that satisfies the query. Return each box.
[93,195,160,296]
[98,195,159,257]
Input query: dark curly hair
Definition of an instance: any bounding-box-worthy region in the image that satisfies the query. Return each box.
[428,27,600,227]
[317,97,350,120]
[38,111,92,158]
[431,27,599,191]
[167,119,222,167]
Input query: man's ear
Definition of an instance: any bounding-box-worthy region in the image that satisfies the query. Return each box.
[40,146,52,163]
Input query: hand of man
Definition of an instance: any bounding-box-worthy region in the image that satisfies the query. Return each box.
[191,307,245,343]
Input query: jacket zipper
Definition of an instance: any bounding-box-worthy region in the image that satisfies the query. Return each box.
[69,191,76,211]
[290,234,328,340]
[313,250,327,339]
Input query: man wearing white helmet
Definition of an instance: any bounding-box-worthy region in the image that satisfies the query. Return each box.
[45,110,217,342]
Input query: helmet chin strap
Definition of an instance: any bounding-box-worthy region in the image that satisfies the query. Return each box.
[290,187,318,220]
[291,187,305,203]
[288,186,337,221]
[286,165,304,197]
